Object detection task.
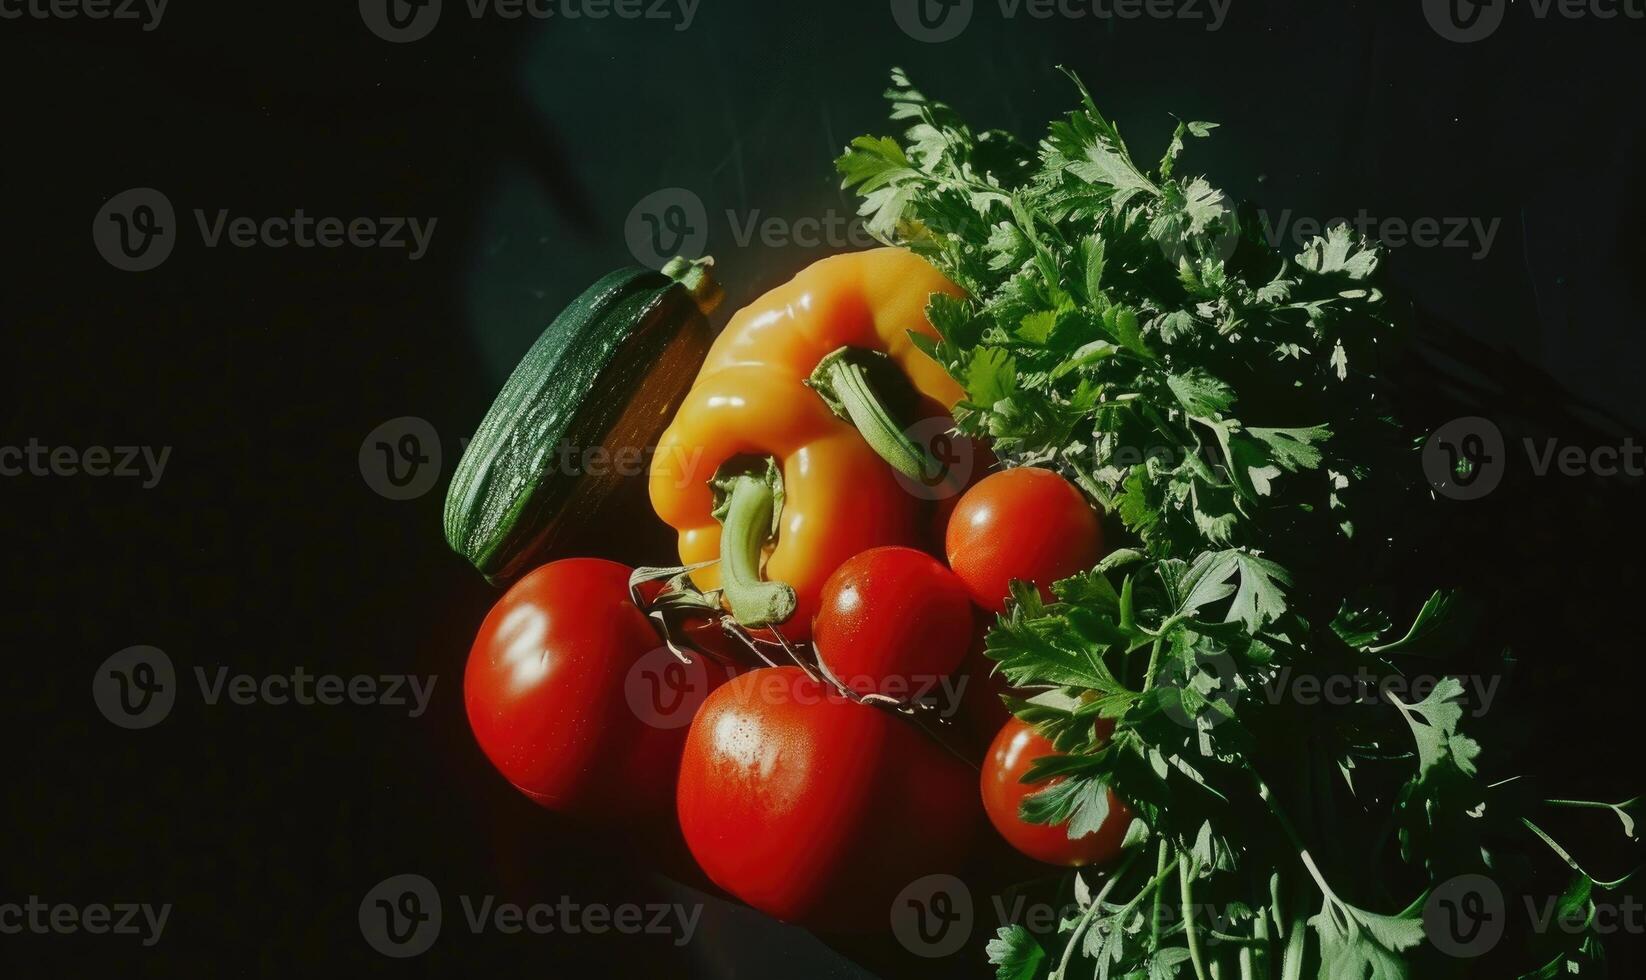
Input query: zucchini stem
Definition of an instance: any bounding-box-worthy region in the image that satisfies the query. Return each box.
[660,255,725,316]
[711,459,797,628]
[807,347,957,491]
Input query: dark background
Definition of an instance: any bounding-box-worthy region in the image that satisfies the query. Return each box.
[3,0,1644,976]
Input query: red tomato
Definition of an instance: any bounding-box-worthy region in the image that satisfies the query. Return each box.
[980,717,1131,867]
[676,667,981,930]
[945,467,1104,614]
[464,558,728,823]
[812,546,974,700]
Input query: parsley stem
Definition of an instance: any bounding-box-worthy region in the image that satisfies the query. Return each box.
[1148,839,1171,950]
[1279,907,1308,980]
[1520,815,1641,889]
[1206,931,1261,945]
[1249,874,1272,979]
[1240,918,1261,980]
[1180,858,1211,980]
[1544,795,1641,811]
[1255,773,1339,906]
[1142,634,1165,693]
[1056,850,1169,980]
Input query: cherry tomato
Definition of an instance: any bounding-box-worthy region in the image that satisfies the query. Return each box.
[812,546,974,700]
[945,467,1104,614]
[980,717,1132,867]
[464,558,728,823]
[676,667,981,930]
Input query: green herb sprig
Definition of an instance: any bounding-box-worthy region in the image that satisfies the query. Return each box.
[839,68,1639,979]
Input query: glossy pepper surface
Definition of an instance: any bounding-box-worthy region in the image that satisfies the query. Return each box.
[648,248,965,638]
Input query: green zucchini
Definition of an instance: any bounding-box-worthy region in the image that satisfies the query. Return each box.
[445,256,721,584]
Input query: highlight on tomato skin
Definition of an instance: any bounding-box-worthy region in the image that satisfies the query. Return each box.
[463,558,723,827]
[675,666,982,932]
[811,545,974,700]
[945,467,1106,615]
[980,717,1132,868]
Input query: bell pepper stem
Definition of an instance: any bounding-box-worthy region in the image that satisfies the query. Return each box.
[710,459,796,628]
[807,346,939,483]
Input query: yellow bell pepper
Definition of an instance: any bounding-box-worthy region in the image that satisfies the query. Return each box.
[649,248,966,637]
